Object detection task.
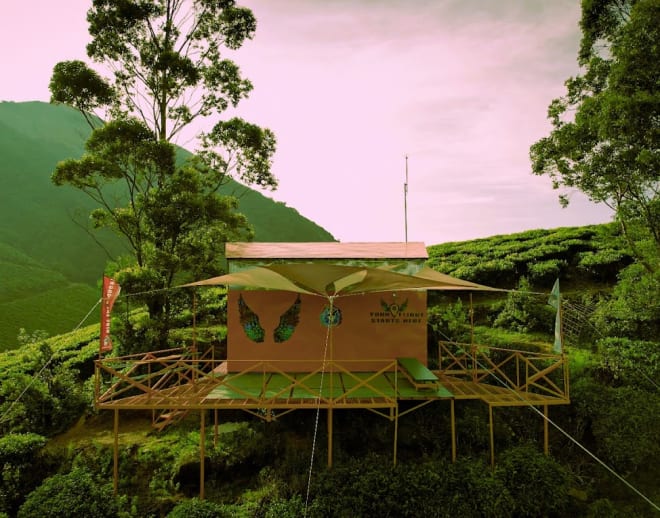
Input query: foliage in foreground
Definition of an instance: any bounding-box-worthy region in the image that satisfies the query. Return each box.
[18,467,119,518]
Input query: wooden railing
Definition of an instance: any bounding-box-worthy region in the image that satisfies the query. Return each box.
[95,351,399,409]
[437,341,569,400]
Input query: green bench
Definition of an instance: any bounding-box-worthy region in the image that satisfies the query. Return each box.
[397,357,439,391]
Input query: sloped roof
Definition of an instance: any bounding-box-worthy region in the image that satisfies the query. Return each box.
[225,242,428,260]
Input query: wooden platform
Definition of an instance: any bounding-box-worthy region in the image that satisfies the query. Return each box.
[95,369,567,411]
[438,376,569,407]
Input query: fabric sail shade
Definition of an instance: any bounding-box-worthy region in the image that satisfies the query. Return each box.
[182,263,501,372]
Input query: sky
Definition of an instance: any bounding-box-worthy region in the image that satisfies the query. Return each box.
[0,0,614,245]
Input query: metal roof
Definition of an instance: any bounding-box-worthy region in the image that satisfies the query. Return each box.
[225,242,428,260]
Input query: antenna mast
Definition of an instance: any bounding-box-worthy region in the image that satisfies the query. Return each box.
[404,154,409,243]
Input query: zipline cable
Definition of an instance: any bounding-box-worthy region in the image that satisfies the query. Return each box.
[0,298,102,425]
[304,296,334,517]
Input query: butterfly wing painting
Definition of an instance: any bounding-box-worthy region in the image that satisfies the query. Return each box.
[273,295,302,343]
[238,294,265,343]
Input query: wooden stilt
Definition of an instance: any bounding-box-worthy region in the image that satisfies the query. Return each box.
[544,405,549,456]
[327,408,333,468]
[214,409,218,447]
[489,405,495,469]
[200,411,205,500]
[113,409,119,495]
[393,404,399,467]
[450,399,456,463]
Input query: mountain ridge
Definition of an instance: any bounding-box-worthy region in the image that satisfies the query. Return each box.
[0,101,335,348]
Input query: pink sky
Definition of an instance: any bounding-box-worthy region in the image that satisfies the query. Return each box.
[0,0,613,245]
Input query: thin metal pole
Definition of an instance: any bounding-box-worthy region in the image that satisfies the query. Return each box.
[404,154,409,243]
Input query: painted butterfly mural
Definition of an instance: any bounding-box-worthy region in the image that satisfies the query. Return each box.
[238,294,302,343]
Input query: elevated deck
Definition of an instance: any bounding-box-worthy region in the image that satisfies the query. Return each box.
[94,343,569,413]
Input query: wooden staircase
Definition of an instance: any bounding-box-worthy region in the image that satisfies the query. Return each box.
[152,409,189,431]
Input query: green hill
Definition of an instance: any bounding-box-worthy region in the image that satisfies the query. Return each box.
[0,101,334,349]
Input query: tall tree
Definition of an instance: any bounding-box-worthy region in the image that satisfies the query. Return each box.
[530,0,659,273]
[49,0,277,349]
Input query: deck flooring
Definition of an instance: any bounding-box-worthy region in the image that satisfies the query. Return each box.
[97,370,567,411]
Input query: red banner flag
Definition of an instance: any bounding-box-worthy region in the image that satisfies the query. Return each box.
[100,276,121,353]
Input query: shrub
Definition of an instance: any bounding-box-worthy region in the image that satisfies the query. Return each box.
[496,444,571,517]
[167,498,233,518]
[18,468,119,518]
[592,263,660,341]
[0,433,48,516]
[427,298,470,345]
[595,337,660,389]
[493,277,553,333]
[571,378,660,475]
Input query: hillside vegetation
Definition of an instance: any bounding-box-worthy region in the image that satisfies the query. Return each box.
[0,223,658,517]
[427,223,632,290]
[0,101,335,349]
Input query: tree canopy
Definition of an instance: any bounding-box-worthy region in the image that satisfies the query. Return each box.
[529,0,659,272]
[49,0,277,349]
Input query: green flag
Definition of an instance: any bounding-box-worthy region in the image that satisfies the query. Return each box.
[548,279,562,353]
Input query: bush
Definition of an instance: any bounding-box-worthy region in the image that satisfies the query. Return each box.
[496,444,571,517]
[18,468,119,518]
[167,498,233,518]
[595,337,660,389]
[493,277,554,333]
[592,263,660,340]
[571,378,660,474]
[307,455,514,518]
[427,298,471,345]
[0,433,49,516]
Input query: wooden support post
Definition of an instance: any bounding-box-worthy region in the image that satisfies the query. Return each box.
[489,405,495,469]
[113,409,119,495]
[450,399,456,463]
[393,404,399,467]
[214,409,219,447]
[200,410,205,500]
[544,405,549,456]
[327,408,333,468]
